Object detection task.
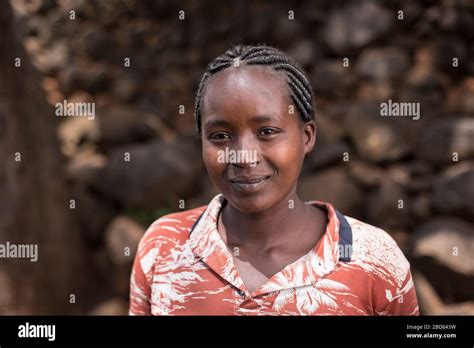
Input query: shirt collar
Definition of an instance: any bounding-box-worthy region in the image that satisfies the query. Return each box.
[189,194,352,296]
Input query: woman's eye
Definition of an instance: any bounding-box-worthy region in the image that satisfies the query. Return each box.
[259,128,279,137]
[209,133,231,141]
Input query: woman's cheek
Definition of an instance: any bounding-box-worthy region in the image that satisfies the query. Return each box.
[272,142,300,170]
[282,153,305,188]
[203,146,220,174]
[204,146,230,184]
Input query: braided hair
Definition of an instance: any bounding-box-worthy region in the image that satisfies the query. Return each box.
[194,44,315,134]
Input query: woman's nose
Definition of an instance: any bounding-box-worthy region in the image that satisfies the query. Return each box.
[231,134,259,168]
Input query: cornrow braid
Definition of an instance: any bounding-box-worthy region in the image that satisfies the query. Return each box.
[194,44,315,134]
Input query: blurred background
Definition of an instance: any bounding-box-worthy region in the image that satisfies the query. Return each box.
[0,0,472,314]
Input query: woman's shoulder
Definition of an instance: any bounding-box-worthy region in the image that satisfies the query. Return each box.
[136,205,207,256]
[344,215,411,284]
[343,215,418,314]
[147,205,207,234]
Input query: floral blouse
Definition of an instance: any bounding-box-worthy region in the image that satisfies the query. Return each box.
[129,194,419,315]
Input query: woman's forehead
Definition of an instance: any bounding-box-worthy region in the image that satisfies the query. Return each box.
[202,66,290,113]
[207,65,286,90]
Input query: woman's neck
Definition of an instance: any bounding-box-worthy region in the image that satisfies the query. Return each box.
[220,189,319,252]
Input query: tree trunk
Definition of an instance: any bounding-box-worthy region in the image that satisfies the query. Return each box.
[0,1,87,314]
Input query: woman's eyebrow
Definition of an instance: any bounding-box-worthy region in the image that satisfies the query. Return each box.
[204,114,280,129]
[249,114,282,124]
[249,115,273,123]
[204,118,231,128]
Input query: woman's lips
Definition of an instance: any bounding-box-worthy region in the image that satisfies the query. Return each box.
[228,175,272,193]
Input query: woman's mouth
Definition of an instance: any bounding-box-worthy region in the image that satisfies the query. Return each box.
[228,175,272,193]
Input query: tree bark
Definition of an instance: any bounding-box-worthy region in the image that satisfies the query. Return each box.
[0,1,87,314]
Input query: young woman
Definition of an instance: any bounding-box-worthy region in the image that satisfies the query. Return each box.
[129,44,419,315]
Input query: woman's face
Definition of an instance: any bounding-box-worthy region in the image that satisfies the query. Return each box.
[200,65,316,213]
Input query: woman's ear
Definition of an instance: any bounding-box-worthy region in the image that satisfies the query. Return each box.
[303,120,317,155]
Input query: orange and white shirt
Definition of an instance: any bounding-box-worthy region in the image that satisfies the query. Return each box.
[129,194,419,316]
